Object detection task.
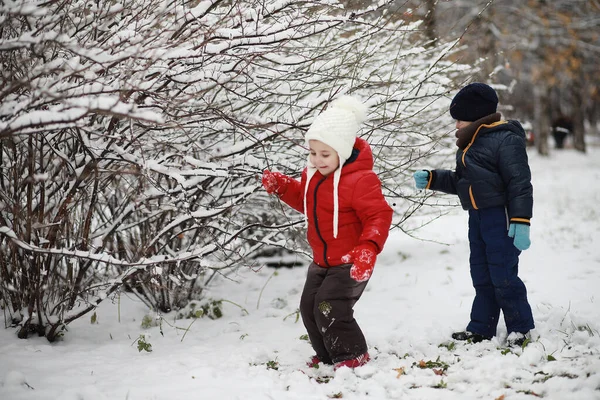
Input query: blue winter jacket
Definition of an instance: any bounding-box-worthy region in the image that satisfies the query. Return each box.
[425,114,533,224]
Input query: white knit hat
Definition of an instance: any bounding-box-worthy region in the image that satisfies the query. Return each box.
[303,96,368,238]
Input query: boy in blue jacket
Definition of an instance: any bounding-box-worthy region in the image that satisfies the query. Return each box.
[413,83,534,347]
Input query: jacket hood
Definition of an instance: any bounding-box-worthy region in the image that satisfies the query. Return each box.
[504,120,527,139]
[457,115,529,149]
[482,119,527,142]
[343,137,374,172]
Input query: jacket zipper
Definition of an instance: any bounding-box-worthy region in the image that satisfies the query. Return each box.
[462,121,506,210]
[468,186,479,210]
[313,177,330,267]
[461,121,506,166]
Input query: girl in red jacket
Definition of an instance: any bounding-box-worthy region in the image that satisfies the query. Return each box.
[262,96,393,370]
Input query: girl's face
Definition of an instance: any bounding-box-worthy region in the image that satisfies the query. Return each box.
[309,140,340,176]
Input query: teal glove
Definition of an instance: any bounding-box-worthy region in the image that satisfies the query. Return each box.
[508,223,531,251]
[413,170,430,190]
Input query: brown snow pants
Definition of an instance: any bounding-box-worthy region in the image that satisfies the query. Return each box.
[299,262,369,364]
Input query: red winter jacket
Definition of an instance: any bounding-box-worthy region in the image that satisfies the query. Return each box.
[279,138,393,267]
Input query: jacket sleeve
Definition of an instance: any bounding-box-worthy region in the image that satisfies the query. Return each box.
[352,172,393,253]
[278,169,306,214]
[498,134,533,222]
[429,169,458,195]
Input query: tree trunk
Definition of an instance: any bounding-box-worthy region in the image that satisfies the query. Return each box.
[424,0,437,47]
[588,96,599,136]
[571,77,587,152]
[533,85,550,156]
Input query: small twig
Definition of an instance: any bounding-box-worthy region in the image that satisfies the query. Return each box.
[221,299,249,315]
[257,271,276,310]
[283,309,300,323]
[180,318,197,343]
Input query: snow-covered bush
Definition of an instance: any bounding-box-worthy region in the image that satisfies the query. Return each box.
[0,0,466,340]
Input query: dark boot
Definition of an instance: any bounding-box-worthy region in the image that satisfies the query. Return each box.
[452,331,491,343]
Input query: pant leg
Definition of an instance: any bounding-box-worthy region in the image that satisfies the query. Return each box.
[479,207,535,334]
[466,209,501,338]
[299,262,332,363]
[307,264,369,363]
[554,131,567,148]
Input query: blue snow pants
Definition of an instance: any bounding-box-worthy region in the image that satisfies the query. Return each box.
[466,206,535,338]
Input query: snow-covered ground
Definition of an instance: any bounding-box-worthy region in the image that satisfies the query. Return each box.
[1,144,599,400]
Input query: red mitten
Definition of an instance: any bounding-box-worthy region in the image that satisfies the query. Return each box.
[342,242,378,282]
[261,170,290,195]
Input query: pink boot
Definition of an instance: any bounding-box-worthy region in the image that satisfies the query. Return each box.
[334,352,370,370]
[306,355,321,368]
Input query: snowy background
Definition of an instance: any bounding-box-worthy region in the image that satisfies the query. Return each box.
[1,144,599,399]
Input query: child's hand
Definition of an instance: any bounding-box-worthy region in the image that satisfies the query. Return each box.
[342,242,378,282]
[261,170,290,195]
[413,170,430,189]
[508,223,531,251]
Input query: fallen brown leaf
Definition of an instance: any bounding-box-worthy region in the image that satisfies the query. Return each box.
[393,367,405,378]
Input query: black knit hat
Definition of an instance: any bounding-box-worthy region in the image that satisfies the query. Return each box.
[449,83,498,122]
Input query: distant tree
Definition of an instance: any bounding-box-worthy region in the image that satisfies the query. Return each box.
[434,0,600,154]
[0,0,466,340]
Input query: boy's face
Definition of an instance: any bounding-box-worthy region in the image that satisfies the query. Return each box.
[455,120,472,129]
[309,140,340,176]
